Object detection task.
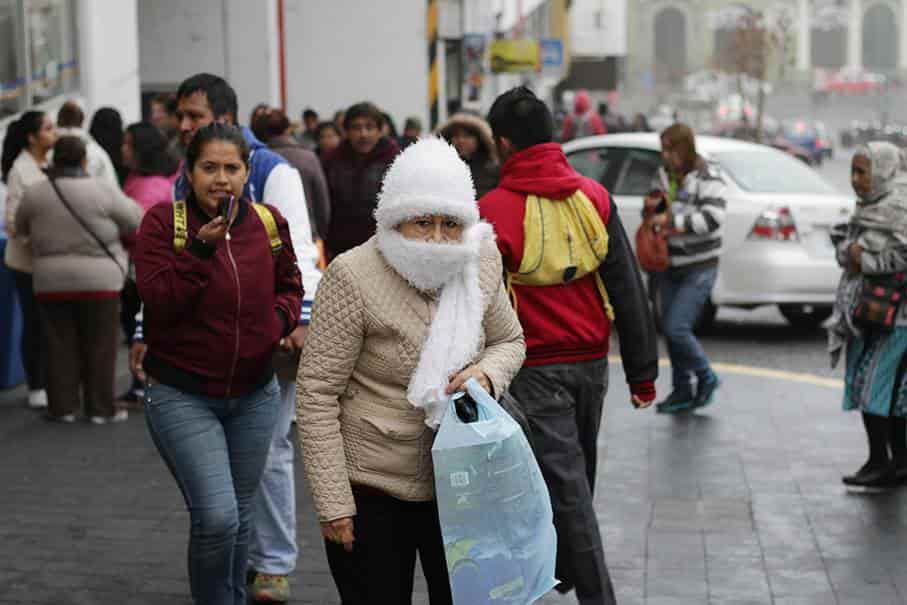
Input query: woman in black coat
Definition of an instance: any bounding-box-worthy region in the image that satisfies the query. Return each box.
[437,112,500,199]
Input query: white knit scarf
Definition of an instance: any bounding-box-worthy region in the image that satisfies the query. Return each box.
[376,222,493,428]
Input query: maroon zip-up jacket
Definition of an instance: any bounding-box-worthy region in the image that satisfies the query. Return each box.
[135,196,303,398]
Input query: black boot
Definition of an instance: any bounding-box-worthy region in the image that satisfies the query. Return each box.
[890,417,907,483]
[842,462,895,488]
[843,413,895,489]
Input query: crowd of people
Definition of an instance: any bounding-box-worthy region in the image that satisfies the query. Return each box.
[559,89,653,143]
[3,70,905,605]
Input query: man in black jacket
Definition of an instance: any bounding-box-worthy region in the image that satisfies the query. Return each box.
[321,102,399,260]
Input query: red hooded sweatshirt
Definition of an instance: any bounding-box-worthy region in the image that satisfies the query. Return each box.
[561,91,606,142]
[479,143,613,367]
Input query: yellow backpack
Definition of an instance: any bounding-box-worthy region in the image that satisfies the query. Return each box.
[172,200,283,255]
[506,191,614,319]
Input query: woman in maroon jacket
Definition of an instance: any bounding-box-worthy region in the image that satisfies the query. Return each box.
[134,123,302,605]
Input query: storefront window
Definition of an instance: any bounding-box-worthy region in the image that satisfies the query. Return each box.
[0,1,25,119]
[0,0,77,123]
[27,0,77,105]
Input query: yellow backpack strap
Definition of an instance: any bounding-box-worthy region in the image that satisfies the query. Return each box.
[594,272,615,321]
[505,271,519,314]
[252,203,283,256]
[173,200,188,252]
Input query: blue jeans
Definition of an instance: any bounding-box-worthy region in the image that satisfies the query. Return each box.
[248,379,298,575]
[144,377,281,605]
[660,265,718,391]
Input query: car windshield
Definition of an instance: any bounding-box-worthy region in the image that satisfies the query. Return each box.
[711,150,838,194]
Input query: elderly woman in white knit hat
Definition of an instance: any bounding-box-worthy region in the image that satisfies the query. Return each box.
[297,137,526,603]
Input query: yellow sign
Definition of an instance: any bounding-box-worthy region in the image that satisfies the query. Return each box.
[489,39,540,73]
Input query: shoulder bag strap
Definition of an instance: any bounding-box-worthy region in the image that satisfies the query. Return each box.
[251,203,284,255]
[47,176,126,278]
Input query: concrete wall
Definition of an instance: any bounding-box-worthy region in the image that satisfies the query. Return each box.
[571,0,626,57]
[282,0,429,128]
[79,0,141,122]
[137,0,280,123]
[138,0,226,86]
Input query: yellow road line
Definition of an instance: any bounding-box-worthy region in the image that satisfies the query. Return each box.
[608,356,844,390]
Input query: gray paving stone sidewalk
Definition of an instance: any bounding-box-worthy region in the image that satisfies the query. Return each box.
[1,360,905,604]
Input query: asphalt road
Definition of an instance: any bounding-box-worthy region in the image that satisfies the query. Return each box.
[1,308,889,605]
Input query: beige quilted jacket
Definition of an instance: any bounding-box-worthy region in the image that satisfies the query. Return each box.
[297,236,526,522]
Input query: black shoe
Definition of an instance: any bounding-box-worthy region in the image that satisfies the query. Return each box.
[554,581,574,594]
[893,456,907,484]
[656,389,695,414]
[693,374,721,409]
[118,390,140,403]
[842,462,895,489]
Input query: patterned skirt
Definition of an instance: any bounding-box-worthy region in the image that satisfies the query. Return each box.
[844,326,907,417]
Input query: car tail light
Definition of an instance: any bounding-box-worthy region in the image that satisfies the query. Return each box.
[748,207,799,241]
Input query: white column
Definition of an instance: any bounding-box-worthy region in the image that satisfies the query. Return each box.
[78,0,141,122]
[223,0,280,122]
[847,0,862,69]
[797,0,811,72]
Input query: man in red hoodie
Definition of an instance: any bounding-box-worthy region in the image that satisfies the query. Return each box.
[561,89,606,142]
[480,87,658,605]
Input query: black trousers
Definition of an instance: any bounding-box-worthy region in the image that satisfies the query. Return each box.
[509,358,616,605]
[325,485,452,605]
[862,341,907,467]
[120,277,141,344]
[13,270,45,391]
[39,298,119,418]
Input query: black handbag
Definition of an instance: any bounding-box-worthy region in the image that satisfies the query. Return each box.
[854,272,906,331]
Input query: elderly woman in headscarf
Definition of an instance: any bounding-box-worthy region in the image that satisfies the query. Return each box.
[829,141,907,490]
[296,138,525,603]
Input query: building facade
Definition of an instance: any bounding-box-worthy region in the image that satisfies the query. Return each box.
[137,0,568,132]
[0,0,140,217]
[625,0,907,92]
[1,0,140,128]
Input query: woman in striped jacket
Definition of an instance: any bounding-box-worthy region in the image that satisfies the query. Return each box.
[649,123,728,414]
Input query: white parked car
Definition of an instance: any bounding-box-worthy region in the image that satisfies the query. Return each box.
[563,133,853,328]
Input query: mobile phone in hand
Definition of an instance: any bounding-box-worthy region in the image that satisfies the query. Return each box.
[218,195,235,222]
[647,189,668,213]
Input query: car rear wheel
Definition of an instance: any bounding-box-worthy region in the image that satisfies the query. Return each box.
[778,304,833,328]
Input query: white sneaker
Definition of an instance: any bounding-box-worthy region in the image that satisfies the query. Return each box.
[27,390,48,409]
[90,410,128,425]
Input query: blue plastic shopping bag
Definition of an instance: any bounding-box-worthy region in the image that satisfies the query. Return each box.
[432,378,557,605]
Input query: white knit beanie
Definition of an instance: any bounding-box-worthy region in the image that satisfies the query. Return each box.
[375,137,478,230]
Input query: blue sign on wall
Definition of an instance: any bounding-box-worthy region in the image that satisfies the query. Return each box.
[540,38,563,68]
